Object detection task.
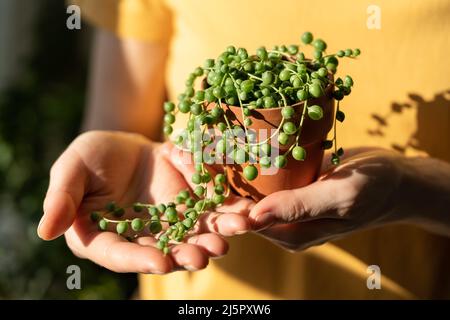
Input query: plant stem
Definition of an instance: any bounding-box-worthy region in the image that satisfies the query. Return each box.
[102,217,170,224]
[247,118,285,146]
[333,100,339,155]
[287,98,309,154]
[247,73,263,82]
[229,74,250,148]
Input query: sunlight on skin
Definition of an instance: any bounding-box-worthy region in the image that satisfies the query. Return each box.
[39,131,253,273]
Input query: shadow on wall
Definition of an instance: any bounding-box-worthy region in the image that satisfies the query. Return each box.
[368,89,450,162]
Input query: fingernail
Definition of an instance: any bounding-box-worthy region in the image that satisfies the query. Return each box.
[37,214,46,239]
[211,254,225,260]
[253,213,275,231]
[234,230,247,235]
[185,265,199,272]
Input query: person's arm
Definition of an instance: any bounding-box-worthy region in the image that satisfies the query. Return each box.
[397,156,450,236]
[248,149,450,251]
[82,28,168,140]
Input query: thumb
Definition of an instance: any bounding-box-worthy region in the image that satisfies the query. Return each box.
[39,148,87,240]
[162,142,216,195]
[249,179,339,230]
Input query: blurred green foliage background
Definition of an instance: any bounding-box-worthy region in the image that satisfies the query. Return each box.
[0,0,137,299]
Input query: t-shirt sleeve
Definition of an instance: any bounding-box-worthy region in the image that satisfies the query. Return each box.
[69,0,173,43]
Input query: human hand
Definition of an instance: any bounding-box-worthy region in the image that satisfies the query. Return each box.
[38,131,250,273]
[248,148,410,251]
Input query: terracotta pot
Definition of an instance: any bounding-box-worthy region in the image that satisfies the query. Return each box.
[221,85,335,201]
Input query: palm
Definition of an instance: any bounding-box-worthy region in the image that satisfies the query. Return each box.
[40,131,252,273]
[71,131,188,213]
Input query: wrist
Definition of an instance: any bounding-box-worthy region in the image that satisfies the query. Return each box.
[394,156,450,235]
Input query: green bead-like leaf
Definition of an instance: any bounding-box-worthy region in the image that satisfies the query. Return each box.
[307,105,324,120]
[259,156,271,168]
[116,221,128,235]
[150,221,162,234]
[275,155,287,169]
[98,219,108,231]
[292,146,306,161]
[182,218,194,229]
[281,106,295,119]
[165,207,178,224]
[243,165,258,181]
[194,186,205,197]
[214,173,226,185]
[131,218,144,232]
[213,194,226,205]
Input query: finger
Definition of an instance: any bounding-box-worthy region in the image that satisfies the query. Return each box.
[136,233,229,259]
[249,178,345,230]
[258,218,349,251]
[39,148,88,240]
[215,195,255,216]
[133,236,158,246]
[65,224,173,274]
[187,233,228,258]
[134,237,209,272]
[196,211,251,236]
[148,144,195,206]
[169,243,210,271]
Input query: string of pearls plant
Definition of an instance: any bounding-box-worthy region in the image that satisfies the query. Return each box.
[91,32,360,254]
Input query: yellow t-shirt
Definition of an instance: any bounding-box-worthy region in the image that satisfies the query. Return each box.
[74,0,450,299]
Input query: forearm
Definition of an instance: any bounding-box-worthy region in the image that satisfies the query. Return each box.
[82,29,168,140]
[396,156,450,236]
